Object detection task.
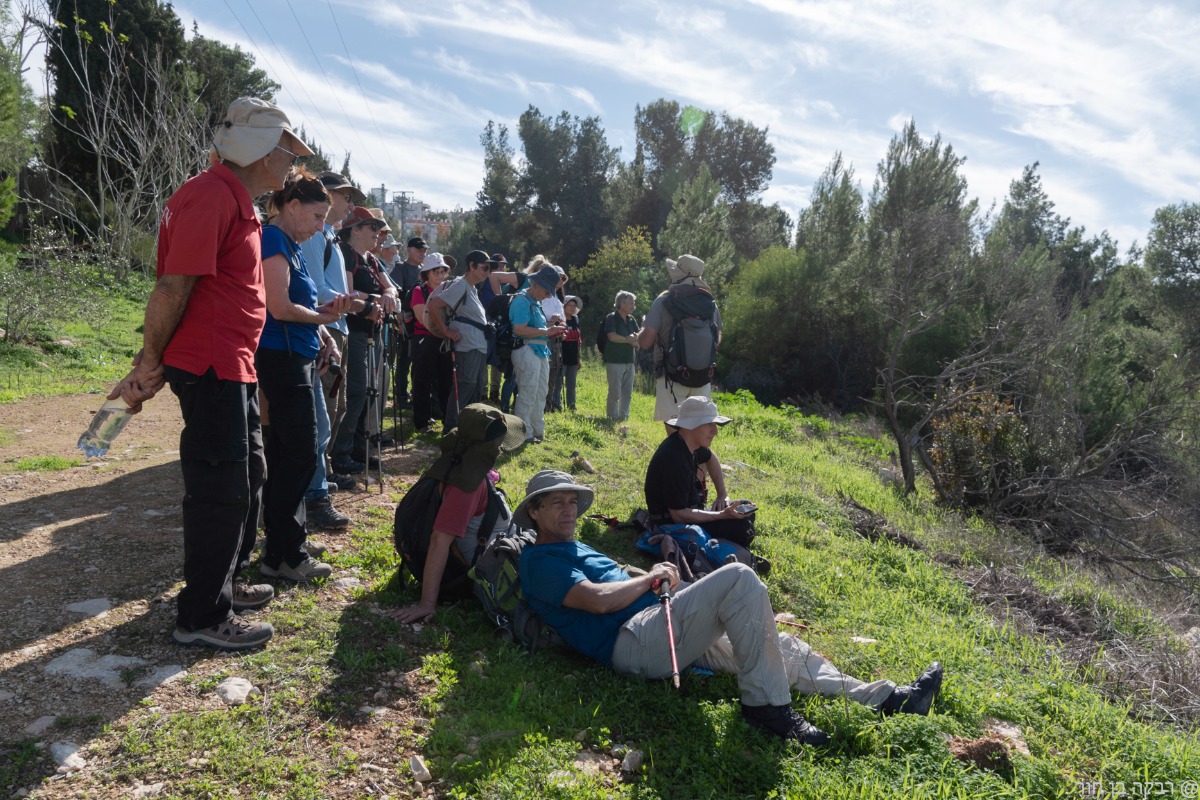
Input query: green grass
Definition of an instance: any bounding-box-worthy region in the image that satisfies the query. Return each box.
[9,357,1200,798]
[11,454,83,471]
[0,275,149,403]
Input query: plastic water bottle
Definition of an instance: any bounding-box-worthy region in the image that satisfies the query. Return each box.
[77,397,133,457]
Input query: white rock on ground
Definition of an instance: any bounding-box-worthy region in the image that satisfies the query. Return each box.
[43,648,147,688]
[621,749,645,773]
[1183,626,1200,650]
[409,755,433,782]
[333,577,362,591]
[49,741,85,771]
[23,715,57,737]
[215,677,261,705]
[65,599,113,617]
[130,782,166,798]
[134,665,186,692]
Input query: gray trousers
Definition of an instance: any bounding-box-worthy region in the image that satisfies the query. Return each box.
[611,563,896,708]
[606,362,635,421]
[444,348,487,432]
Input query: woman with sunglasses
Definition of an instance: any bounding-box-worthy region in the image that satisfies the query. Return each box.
[409,253,453,432]
[330,206,399,475]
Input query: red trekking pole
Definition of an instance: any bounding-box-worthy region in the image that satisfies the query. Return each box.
[652,577,680,689]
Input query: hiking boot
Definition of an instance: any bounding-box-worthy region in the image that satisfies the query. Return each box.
[231,580,274,612]
[351,453,382,469]
[879,661,943,716]
[332,458,365,475]
[261,555,333,583]
[328,473,357,491]
[173,614,274,651]
[307,497,351,530]
[741,704,830,745]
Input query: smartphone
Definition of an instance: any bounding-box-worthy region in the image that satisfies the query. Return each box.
[736,503,757,515]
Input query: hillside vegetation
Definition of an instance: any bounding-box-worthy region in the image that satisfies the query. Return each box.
[9,362,1197,799]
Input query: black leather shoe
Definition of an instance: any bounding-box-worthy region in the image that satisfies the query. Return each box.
[879,661,943,716]
[350,453,381,469]
[331,459,365,475]
[741,704,831,745]
[328,473,357,491]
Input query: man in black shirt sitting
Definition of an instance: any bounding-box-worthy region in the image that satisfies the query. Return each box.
[643,396,755,547]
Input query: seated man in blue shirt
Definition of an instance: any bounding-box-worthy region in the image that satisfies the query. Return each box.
[517,470,944,745]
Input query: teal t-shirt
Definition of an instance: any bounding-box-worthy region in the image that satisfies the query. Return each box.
[508,290,550,358]
[520,541,657,665]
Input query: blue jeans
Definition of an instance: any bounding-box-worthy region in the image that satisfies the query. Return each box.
[305,369,331,502]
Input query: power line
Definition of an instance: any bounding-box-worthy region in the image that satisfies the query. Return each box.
[325,0,404,186]
[219,0,317,140]
[283,1,377,172]
[237,0,362,160]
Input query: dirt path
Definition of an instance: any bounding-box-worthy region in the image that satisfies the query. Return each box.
[0,393,433,797]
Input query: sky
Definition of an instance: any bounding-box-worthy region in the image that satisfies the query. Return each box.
[36,0,1200,250]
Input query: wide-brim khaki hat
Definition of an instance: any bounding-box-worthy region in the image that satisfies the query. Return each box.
[212,97,312,167]
[513,470,594,529]
[667,396,731,429]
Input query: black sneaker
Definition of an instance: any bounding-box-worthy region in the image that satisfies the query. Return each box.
[350,453,382,469]
[231,580,274,612]
[741,704,830,745]
[173,614,273,650]
[879,662,944,716]
[331,458,365,475]
[328,473,357,491]
[307,497,351,529]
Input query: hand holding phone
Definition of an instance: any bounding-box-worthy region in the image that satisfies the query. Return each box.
[735,502,757,515]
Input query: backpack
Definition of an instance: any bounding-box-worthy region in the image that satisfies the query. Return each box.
[635,524,769,579]
[488,293,525,365]
[470,528,566,651]
[394,475,511,598]
[661,284,719,388]
[595,313,612,355]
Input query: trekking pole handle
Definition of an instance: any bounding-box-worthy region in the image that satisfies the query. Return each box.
[651,577,673,599]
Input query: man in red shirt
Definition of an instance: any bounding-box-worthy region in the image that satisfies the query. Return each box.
[113,97,312,651]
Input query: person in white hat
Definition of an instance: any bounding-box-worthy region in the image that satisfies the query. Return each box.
[408,251,454,431]
[111,97,314,651]
[638,254,723,422]
[643,396,755,546]
[516,470,945,745]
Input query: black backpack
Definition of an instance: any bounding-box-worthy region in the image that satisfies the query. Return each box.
[394,475,510,598]
[595,312,614,355]
[489,293,525,364]
[470,528,566,652]
[661,284,719,388]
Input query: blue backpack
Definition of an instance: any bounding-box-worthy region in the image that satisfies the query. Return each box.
[635,524,769,578]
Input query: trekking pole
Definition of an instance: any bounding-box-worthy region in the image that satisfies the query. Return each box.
[651,577,681,689]
[449,345,461,418]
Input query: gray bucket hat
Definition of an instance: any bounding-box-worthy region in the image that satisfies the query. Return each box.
[513,470,594,529]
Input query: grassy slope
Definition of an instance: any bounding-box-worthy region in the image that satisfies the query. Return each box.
[0,277,147,404]
[6,355,1199,798]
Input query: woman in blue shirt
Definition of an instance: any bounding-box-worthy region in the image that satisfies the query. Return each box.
[255,169,355,583]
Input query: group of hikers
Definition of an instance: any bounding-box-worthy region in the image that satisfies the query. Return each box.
[399,396,943,744]
[110,96,942,747]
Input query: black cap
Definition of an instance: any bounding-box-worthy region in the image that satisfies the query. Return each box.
[407,237,428,249]
[318,171,366,204]
[466,249,496,266]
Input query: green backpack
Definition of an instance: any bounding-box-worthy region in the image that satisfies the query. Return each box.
[469,529,565,652]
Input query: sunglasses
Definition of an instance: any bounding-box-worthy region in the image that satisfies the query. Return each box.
[273,145,302,165]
